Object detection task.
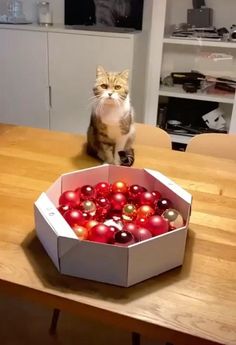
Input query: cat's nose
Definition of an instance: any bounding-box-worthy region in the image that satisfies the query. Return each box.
[108,92,112,97]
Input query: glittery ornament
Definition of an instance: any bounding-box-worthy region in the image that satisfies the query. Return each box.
[162,208,184,230]
[80,185,95,200]
[111,181,128,194]
[136,205,155,219]
[128,184,143,204]
[96,197,111,220]
[95,182,110,197]
[59,190,80,208]
[145,215,169,236]
[156,198,173,215]
[72,225,89,240]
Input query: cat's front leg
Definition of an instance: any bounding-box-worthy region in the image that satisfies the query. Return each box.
[98,144,114,164]
[114,135,130,165]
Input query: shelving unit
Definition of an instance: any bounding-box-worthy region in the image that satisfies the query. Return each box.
[153,0,236,146]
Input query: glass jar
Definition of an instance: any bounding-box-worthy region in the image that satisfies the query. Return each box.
[37,2,52,26]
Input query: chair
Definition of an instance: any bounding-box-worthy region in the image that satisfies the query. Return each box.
[134,123,172,149]
[186,133,236,160]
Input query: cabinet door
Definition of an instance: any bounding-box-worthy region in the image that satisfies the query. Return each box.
[0,29,49,128]
[48,33,133,134]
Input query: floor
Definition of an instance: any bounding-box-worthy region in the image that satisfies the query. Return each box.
[0,292,163,345]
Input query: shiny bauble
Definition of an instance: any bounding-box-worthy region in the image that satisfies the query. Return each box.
[72,225,89,240]
[122,203,137,222]
[81,211,94,223]
[84,219,99,231]
[87,223,112,243]
[151,190,161,203]
[80,200,96,215]
[114,230,135,246]
[136,205,155,219]
[107,225,120,243]
[156,198,173,215]
[135,216,148,227]
[123,222,138,233]
[145,215,169,236]
[80,185,95,200]
[110,192,127,211]
[139,191,156,207]
[63,209,85,227]
[162,208,184,230]
[94,181,110,197]
[111,181,128,194]
[59,190,80,208]
[131,227,152,242]
[57,204,72,216]
[96,196,111,218]
[128,184,143,204]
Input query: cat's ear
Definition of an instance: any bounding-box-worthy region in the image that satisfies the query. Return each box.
[96,65,106,78]
[119,69,129,81]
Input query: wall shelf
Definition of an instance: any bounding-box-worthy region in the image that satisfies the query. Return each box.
[163,37,236,49]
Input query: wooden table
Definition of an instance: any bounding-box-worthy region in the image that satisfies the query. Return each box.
[0,124,235,345]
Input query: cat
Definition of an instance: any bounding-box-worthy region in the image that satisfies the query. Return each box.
[94,0,131,27]
[87,65,135,166]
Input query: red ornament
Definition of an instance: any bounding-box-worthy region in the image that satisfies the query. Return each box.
[59,190,80,208]
[123,222,138,233]
[72,225,89,240]
[87,223,112,243]
[131,227,152,242]
[111,181,128,194]
[96,196,111,219]
[136,205,155,219]
[107,225,119,243]
[95,181,110,197]
[128,184,143,204]
[156,198,173,215]
[139,191,155,207]
[135,216,148,227]
[145,215,169,236]
[81,211,94,223]
[63,209,85,227]
[80,185,95,200]
[114,230,135,246]
[57,204,72,216]
[110,192,127,211]
[151,190,161,203]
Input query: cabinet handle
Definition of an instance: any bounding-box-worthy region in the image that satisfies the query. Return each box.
[49,86,52,108]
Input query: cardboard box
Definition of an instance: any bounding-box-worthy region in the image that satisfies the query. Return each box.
[34,165,192,287]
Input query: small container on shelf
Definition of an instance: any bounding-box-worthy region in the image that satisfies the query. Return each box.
[37,1,53,26]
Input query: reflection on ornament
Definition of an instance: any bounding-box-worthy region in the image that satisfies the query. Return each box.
[136,205,155,219]
[111,181,128,194]
[162,208,184,230]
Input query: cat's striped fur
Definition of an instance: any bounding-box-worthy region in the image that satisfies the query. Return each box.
[87,65,135,165]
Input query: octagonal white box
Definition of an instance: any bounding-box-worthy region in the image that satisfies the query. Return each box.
[34,165,192,287]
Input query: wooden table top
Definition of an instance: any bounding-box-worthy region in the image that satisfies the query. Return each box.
[0,124,235,345]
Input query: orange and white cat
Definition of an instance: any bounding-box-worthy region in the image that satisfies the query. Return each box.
[87,65,135,165]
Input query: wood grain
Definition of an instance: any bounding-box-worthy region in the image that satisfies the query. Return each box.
[0,124,235,345]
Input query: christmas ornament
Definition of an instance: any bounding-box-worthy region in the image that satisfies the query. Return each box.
[122,203,137,222]
[135,216,148,227]
[131,227,152,242]
[156,198,173,215]
[139,191,155,207]
[59,190,80,208]
[72,225,89,240]
[81,211,93,223]
[110,192,127,211]
[162,208,184,230]
[80,185,95,200]
[104,219,123,231]
[145,215,169,236]
[111,181,128,194]
[80,200,96,215]
[96,196,111,220]
[114,230,135,246]
[87,223,112,243]
[151,190,161,203]
[84,219,99,231]
[107,225,119,243]
[128,184,143,204]
[136,205,155,219]
[123,222,138,233]
[63,209,85,227]
[57,204,72,216]
[95,182,110,197]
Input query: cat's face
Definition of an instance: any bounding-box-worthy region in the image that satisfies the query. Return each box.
[93,65,129,104]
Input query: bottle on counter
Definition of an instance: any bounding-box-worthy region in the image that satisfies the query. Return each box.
[37,1,53,26]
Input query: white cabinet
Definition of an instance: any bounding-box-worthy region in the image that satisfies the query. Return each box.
[0,29,49,128]
[48,32,135,134]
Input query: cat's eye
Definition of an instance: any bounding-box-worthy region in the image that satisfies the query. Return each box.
[114,85,121,90]
[100,84,108,89]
